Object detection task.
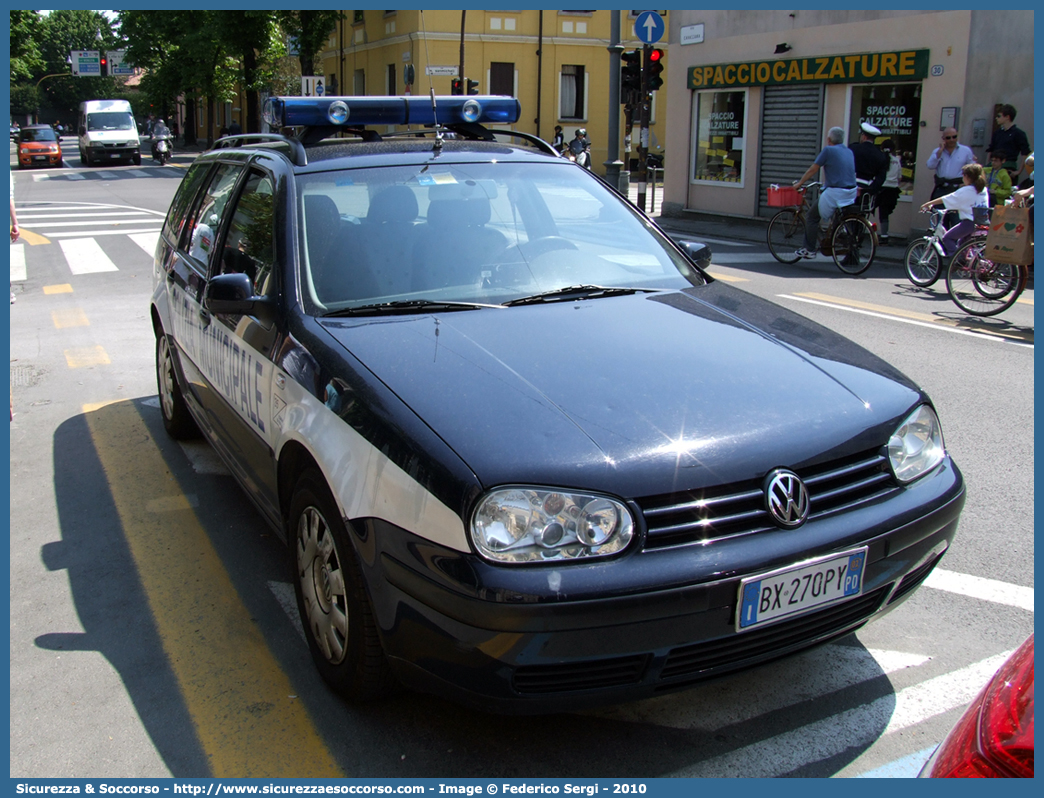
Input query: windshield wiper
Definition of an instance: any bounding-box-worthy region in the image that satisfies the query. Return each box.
[322,299,505,317]
[503,285,661,307]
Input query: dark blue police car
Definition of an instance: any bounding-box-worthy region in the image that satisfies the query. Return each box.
[150,95,964,712]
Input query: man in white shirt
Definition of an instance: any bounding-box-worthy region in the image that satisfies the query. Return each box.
[926,128,976,200]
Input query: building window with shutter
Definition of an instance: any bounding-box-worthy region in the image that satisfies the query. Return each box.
[560,65,585,120]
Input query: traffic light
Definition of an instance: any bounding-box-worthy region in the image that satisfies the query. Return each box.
[99,56,108,77]
[451,78,463,95]
[646,48,664,91]
[466,78,479,95]
[621,49,641,94]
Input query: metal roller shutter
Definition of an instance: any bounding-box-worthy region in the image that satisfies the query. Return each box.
[757,85,824,217]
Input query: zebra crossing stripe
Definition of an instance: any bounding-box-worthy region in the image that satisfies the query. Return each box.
[50,229,162,238]
[10,243,27,282]
[59,238,120,274]
[128,232,160,256]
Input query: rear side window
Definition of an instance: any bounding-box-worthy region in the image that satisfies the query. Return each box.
[162,163,212,244]
[179,163,244,270]
[218,169,276,296]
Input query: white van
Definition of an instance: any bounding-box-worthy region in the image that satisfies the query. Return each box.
[78,99,140,166]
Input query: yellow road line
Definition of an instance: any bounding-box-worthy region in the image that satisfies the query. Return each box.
[52,308,90,329]
[43,284,74,295]
[85,401,341,777]
[64,345,110,368]
[707,270,749,283]
[17,229,50,245]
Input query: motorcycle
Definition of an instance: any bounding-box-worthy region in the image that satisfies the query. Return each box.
[151,134,173,166]
[567,143,592,169]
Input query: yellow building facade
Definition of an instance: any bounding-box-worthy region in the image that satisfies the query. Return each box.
[312,10,669,175]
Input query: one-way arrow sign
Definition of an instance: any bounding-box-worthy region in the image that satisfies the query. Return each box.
[635,11,665,45]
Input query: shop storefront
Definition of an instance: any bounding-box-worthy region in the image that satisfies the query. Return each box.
[687,49,928,217]
[661,10,1035,240]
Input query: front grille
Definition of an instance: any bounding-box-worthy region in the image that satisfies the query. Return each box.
[513,654,649,694]
[658,585,889,683]
[638,449,898,549]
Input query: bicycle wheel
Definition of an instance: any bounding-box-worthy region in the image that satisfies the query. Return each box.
[945,241,1022,316]
[831,216,875,275]
[904,238,942,287]
[766,209,803,264]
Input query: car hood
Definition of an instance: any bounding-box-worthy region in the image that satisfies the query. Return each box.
[317,284,923,497]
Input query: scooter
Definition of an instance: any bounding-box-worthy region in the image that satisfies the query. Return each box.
[151,134,173,166]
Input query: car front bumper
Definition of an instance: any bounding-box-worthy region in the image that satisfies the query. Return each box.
[353,460,964,713]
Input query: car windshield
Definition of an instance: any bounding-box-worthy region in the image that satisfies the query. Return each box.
[296,160,705,314]
[87,112,134,131]
[20,127,57,142]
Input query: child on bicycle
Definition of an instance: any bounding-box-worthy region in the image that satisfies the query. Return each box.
[919,163,989,256]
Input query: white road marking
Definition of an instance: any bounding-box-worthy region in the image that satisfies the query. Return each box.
[48,228,162,238]
[40,218,160,228]
[585,645,931,731]
[778,294,1033,348]
[667,649,1013,778]
[17,211,154,219]
[65,172,86,180]
[925,568,1034,612]
[58,238,119,274]
[129,232,160,256]
[95,171,119,179]
[11,243,27,282]
[268,581,307,644]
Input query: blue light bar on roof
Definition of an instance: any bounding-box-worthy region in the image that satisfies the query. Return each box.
[262,96,521,129]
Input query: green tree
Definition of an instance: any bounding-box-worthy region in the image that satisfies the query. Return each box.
[35,10,124,122]
[10,10,45,84]
[276,11,344,82]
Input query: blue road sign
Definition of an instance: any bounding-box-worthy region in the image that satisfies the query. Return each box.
[635,11,665,45]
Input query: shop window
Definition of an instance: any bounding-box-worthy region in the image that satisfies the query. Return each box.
[691,89,746,185]
[560,66,586,120]
[849,83,921,196]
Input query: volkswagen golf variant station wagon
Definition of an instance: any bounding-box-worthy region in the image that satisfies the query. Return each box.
[150,95,965,712]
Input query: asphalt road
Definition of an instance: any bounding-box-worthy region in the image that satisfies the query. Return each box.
[8,148,1034,780]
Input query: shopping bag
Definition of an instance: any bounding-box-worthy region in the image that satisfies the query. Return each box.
[984,204,1033,264]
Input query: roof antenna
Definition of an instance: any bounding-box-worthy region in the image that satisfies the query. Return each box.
[420,11,443,151]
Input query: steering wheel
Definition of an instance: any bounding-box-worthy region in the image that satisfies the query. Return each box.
[517,236,578,260]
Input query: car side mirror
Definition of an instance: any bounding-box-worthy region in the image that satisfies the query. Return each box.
[204,272,276,322]
[679,240,713,272]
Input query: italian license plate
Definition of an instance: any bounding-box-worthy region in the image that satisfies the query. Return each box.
[737,547,866,631]
[110,153,121,158]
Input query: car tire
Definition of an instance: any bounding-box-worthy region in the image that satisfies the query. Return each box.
[288,468,397,702]
[155,332,199,439]
[133,153,141,166]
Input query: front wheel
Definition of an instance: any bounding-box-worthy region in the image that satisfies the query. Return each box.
[155,333,199,439]
[904,238,942,287]
[831,216,876,275]
[766,209,803,264]
[946,241,1022,316]
[289,469,397,702]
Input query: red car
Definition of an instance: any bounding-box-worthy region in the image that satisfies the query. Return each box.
[17,124,63,169]
[920,635,1034,777]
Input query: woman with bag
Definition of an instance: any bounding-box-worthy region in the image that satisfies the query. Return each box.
[919,163,989,257]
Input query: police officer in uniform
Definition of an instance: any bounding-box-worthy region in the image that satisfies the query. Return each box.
[849,122,889,197]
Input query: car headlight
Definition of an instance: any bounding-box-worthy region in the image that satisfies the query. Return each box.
[19,147,28,154]
[471,487,635,563]
[888,405,945,484]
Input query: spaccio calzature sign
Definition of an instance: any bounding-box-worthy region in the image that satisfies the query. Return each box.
[688,49,929,90]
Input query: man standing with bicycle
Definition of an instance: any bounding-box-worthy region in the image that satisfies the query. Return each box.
[793,126,857,259]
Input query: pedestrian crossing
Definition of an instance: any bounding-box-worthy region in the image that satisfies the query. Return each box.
[29,166,185,183]
[11,201,162,283]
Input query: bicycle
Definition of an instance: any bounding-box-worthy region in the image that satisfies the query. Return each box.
[904,207,990,287]
[945,238,1030,316]
[766,182,877,275]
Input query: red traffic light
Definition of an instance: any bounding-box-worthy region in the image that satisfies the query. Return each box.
[649,49,663,62]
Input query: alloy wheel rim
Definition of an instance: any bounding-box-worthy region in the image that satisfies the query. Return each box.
[296,505,348,664]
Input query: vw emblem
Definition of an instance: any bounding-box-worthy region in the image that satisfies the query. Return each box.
[764,469,810,529]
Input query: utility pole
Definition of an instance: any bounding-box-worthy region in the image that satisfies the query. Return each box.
[636,44,651,213]
[604,11,624,193]
[458,11,466,91]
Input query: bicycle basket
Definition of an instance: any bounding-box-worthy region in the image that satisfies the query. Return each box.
[767,185,803,207]
[973,206,992,225]
[858,191,877,213]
